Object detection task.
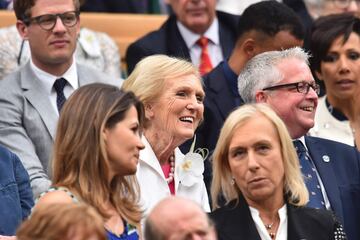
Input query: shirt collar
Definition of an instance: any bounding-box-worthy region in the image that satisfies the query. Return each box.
[30,57,79,94]
[176,17,220,49]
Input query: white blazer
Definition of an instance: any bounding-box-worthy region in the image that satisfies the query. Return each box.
[309,96,354,147]
[136,137,210,217]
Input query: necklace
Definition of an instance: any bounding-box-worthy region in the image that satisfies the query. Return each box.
[165,154,175,184]
[265,222,276,239]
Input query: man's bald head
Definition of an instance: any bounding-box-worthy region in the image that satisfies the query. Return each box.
[145,197,216,240]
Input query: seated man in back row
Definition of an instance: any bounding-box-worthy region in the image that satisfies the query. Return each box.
[126,0,239,75]
[238,47,360,240]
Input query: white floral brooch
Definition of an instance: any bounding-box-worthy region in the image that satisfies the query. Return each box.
[178,136,209,187]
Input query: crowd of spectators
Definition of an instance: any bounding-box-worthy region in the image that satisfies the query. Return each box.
[0,0,360,240]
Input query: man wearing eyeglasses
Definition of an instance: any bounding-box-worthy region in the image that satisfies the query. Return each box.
[238,47,360,240]
[0,0,120,198]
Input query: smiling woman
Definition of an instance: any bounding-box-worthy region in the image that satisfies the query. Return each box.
[122,55,210,218]
[309,13,360,148]
[210,103,346,240]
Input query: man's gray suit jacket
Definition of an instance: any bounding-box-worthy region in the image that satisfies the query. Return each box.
[0,62,121,198]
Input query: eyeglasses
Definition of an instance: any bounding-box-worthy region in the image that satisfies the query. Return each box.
[262,81,320,95]
[333,0,360,8]
[23,11,79,31]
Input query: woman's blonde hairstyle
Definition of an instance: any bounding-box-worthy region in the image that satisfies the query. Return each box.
[17,203,106,240]
[122,55,201,125]
[52,83,144,229]
[211,103,309,209]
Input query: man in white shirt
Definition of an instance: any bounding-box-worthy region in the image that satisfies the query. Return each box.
[0,0,120,198]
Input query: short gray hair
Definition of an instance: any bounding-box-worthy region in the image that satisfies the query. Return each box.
[238,47,309,103]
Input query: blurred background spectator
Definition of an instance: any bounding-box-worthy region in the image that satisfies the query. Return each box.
[309,13,360,148]
[17,203,106,240]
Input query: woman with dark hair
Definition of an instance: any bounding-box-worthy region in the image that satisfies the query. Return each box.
[309,13,360,148]
[35,83,145,240]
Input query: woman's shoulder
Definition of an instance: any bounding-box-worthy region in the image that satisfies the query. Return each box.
[36,187,79,206]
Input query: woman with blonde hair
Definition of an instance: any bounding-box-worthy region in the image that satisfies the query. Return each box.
[35,83,145,240]
[122,55,210,216]
[17,203,106,240]
[210,103,346,240]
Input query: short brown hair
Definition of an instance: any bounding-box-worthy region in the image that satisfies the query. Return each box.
[17,203,106,240]
[13,0,80,20]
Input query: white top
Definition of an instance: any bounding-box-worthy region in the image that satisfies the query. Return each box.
[177,18,223,68]
[249,204,287,240]
[30,58,78,115]
[136,136,210,217]
[309,96,354,147]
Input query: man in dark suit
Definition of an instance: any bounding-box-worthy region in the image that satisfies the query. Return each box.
[238,47,360,240]
[126,0,238,74]
[0,0,121,198]
[187,1,304,155]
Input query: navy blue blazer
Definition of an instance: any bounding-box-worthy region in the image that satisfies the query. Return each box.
[126,11,239,74]
[304,136,360,240]
[210,196,344,240]
[0,145,34,235]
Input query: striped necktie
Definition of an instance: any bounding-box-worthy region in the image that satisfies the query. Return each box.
[197,36,213,76]
[53,78,67,113]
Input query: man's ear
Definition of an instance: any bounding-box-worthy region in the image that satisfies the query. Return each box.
[145,104,154,120]
[255,91,268,103]
[242,38,256,59]
[16,20,29,40]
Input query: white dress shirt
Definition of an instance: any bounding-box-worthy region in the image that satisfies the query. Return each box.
[250,204,287,240]
[177,18,223,68]
[30,58,79,115]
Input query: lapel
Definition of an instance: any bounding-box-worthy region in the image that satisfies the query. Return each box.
[304,136,344,223]
[21,62,58,139]
[140,136,165,179]
[204,63,237,120]
[77,64,93,85]
[216,197,261,240]
[165,15,191,60]
[287,205,308,240]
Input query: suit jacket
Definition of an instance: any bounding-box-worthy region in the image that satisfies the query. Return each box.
[0,62,121,198]
[210,196,342,240]
[304,136,360,240]
[0,144,33,235]
[126,11,239,74]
